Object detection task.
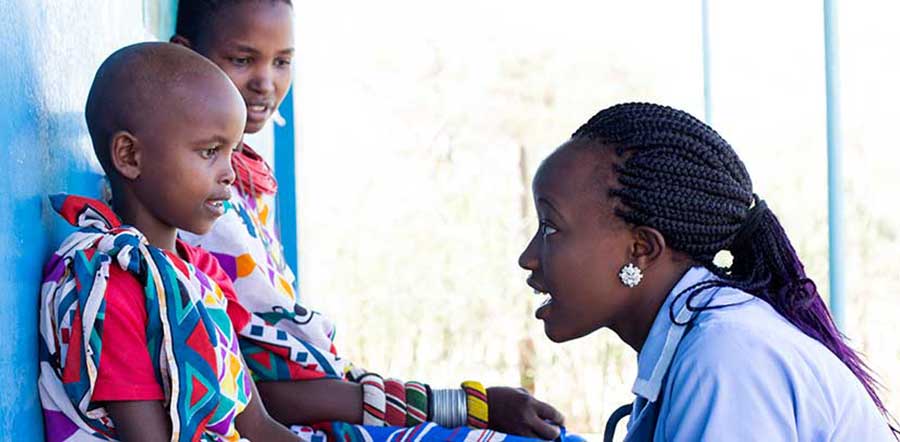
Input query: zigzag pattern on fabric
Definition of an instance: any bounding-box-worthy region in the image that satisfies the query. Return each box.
[38,194,250,442]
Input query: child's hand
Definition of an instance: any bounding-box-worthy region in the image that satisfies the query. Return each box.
[486,387,565,440]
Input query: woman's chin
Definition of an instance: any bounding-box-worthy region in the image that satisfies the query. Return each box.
[543,319,598,343]
[543,321,575,343]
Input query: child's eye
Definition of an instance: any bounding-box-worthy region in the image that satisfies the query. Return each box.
[539,221,558,237]
[275,58,292,68]
[200,147,219,159]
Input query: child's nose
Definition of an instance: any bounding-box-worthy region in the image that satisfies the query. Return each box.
[220,160,236,186]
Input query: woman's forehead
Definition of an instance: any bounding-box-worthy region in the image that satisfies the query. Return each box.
[533,142,618,215]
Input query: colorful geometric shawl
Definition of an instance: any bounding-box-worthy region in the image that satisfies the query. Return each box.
[38,195,251,442]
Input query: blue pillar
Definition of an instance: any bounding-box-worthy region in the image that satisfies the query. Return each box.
[274,88,299,285]
[823,0,846,329]
[701,0,713,124]
[144,0,179,39]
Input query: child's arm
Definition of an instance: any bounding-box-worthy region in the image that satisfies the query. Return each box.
[229,352,304,441]
[256,378,364,425]
[235,373,305,441]
[106,400,171,442]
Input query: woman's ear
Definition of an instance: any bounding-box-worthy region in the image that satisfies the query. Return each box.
[630,226,667,270]
[170,35,192,48]
[110,131,141,180]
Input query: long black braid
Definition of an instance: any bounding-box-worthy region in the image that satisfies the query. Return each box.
[572,102,897,432]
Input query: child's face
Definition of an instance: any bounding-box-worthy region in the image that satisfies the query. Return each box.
[130,80,246,238]
[196,1,294,134]
[519,142,635,342]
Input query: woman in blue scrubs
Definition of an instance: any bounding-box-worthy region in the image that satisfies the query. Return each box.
[519,102,897,441]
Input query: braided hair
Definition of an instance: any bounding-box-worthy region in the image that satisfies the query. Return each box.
[175,0,292,44]
[572,102,896,431]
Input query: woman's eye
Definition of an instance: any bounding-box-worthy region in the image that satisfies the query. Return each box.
[275,58,292,67]
[540,222,558,237]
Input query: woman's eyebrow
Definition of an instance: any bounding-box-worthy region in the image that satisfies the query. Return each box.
[537,197,564,219]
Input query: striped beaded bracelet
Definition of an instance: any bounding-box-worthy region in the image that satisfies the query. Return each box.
[461,380,489,429]
[384,378,408,427]
[404,381,429,426]
[359,372,387,426]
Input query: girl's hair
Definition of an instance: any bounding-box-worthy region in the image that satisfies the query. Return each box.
[571,102,896,431]
[175,0,292,44]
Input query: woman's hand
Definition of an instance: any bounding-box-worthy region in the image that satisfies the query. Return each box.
[486,387,565,440]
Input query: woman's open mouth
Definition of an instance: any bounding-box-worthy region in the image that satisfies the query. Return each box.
[532,286,554,320]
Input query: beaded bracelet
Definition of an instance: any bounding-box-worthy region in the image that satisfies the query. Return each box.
[384,378,408,427]
[359,372,387,426]
[461,380,489,429]
[404,381,429,426]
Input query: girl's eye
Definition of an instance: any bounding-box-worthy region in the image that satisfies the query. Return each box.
[540,222,558,237]
[231,57,251,66]
[275,58,292,67]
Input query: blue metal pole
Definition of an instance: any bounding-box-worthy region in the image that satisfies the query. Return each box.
[701,0,713,124]
[823,0,846,330]
[274,88,299,285]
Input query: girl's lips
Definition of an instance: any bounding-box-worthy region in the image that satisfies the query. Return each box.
[246,104,271,123]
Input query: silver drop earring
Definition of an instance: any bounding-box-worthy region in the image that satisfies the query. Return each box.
[618,263,643,288]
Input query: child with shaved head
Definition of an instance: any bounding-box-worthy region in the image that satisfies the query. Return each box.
[38,42,299,442]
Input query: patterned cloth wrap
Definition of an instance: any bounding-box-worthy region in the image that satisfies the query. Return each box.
[38,195,252,441]
[294,422,584,442]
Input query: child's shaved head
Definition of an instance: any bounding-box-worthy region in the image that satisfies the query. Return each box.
[83,42,246,248]
[85,42,242,180]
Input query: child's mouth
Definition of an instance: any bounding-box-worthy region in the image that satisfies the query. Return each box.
[205,200,226,217]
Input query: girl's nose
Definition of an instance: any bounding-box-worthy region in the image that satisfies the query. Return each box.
[250,67,275,95]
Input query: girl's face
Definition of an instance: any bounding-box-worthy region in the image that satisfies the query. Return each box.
[518,141,636,342]
[194,1,295,134]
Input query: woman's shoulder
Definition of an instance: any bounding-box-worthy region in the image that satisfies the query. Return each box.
[667,288,886,431]
[675,289,833,371]
[668,285,867,404]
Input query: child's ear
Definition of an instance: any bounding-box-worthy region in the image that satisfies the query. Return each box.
[170,35,193,48]
[110,131,141,180]
[630,226,666,270]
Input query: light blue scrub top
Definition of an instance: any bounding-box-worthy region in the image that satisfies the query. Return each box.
[625,267,893,441]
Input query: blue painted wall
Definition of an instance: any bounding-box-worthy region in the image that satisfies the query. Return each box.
[0,2,296,439]
[0,2,159,440]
